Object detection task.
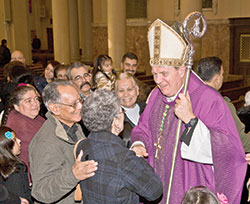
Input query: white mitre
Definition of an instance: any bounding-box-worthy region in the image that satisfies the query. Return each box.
[148,19,190,67]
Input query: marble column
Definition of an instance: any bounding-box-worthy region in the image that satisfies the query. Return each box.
[10,0,32,63]
[0,0,11,51]
[107,0,126,69]
[68,0,81,62]
[78,0,93,64]
[51,0,70,64]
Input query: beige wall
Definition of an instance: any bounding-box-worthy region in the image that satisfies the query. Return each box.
[147,0,176,22]
[91,0,250,74]
[0,0,250,70]
[203,0,250,20]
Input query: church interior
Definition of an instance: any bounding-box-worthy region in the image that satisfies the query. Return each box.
[0,0,249,109]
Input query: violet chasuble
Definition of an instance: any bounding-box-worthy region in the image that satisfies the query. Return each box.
[132,72,247,204]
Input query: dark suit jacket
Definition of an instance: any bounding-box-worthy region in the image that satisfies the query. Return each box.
[238,105,250,133]
[119,102,146,148]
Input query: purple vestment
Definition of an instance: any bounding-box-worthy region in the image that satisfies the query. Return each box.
[132,73,247,204]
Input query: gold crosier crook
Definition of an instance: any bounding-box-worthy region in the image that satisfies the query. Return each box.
[165,11,207,204]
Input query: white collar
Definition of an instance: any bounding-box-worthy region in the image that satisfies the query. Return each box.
[165,85,183,102]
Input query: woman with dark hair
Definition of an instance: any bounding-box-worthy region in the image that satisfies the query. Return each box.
[0,61,33,112]
[0,126,32,203]
[53,64,69,80]
[34,60,60,93]
[92,54,116,91]
[1,85,45,180]
[181,186,228,204]
[75,89,163,203]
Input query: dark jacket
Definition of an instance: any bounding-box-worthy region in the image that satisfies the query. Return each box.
[0,183,21,204]
[76,131,163,204]
[0,81,16,113]
[0,45,11,67]
[0,162,32,203]
[34,76,48,94]
[119,102,146,148]
[238,105,250,133]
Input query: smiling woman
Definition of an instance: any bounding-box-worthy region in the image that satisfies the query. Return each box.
[1,85,45,180]
[115,72,146,148]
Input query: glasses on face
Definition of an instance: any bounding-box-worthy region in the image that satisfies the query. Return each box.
[56,98,83,109]
[73,73,90,82]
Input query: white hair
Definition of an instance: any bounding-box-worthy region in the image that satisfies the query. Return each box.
[245,90,250,106]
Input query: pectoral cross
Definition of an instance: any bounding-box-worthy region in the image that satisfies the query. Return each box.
[154,104,170,159]
[154,134,162,159]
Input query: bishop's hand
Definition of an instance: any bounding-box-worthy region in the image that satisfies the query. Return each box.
[131,145,148,158]
[175,92,195,124]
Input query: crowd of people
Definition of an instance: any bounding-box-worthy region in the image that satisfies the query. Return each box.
[0,17,249,204]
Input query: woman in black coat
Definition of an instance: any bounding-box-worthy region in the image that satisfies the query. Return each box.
[0,126,32,204]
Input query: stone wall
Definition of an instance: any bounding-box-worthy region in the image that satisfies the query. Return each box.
[92,25,108,64]
[201,20,230,75]
[92,20,151,74]
[93,19,231,75]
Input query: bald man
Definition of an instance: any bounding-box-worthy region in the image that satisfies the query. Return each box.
[11,50,25,64]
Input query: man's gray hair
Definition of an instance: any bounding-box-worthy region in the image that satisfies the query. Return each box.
[115,72,138,92]
[82,89,120,132]
[67,61,89,80]
[42,80,73,109]
[245,90,250,106]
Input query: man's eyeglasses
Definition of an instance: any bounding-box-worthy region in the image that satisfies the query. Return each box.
[56,98,83,109]
[73,73,90,81]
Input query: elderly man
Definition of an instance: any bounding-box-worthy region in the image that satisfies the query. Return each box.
[115,72,145,148]
[29,80,98,204]
[197,56,250,152]
[121,52,151,103]
[11,50,25,64]
[67,62,92,136]
[131,19,246,204]
[67,62,92,100]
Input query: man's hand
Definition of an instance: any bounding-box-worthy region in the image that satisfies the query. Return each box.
[131,145,148,157]
[72,150,98,180]
[175,92,195,124]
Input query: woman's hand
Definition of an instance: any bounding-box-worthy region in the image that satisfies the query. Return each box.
[246,178,250,202]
